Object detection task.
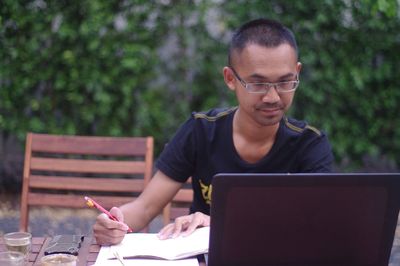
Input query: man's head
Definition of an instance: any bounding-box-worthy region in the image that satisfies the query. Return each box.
[224,18,301,127]
[228,18,298,67]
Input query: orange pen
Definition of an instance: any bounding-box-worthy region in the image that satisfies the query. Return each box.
[84,196,133,233]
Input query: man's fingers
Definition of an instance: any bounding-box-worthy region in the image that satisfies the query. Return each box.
[158,213,211,240]
[182,212,209,237]
[93,213,128,245]
[171,215,187,238]
[94,233,125,245]
[110,207,124,221]
[93,225,125,245]
[96,213,128,231]
[158,223,175,239]
[181,223,197,237]
[158,215,191,239]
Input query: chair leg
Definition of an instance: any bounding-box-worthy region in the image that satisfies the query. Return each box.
[19,204,29,232]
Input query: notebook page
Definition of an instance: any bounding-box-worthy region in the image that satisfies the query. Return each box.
[95,226,209,262]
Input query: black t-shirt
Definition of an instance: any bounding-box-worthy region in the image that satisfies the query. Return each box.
[156,107,333,215]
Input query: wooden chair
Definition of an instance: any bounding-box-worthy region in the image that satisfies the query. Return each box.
[162,177,193,226]
[20,132,154,232]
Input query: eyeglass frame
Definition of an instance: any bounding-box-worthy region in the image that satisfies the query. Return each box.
[229,66,300,94]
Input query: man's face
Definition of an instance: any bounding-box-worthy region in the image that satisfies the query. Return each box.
[225,43,301,127]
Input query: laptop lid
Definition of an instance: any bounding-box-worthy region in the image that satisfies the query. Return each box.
[208,173,400,266]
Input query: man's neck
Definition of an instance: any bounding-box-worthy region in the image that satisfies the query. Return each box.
[233,108,280,143]
[232,108,281,163]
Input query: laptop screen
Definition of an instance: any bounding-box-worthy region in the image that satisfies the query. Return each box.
[208,173,400,266]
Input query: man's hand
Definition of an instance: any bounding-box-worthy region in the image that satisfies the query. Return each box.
[93,207,130,245]
[157,212,210,240]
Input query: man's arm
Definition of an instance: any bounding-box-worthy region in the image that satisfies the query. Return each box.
[93,170,182,245]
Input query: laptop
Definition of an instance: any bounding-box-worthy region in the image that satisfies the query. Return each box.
[208,173,400,266]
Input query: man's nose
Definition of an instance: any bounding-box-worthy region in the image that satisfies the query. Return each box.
[261,85,280,103]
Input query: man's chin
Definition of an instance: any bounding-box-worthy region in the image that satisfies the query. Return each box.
[254,112,283,127]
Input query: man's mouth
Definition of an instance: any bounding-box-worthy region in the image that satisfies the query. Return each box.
[254,103,283,117]
[259,108,281,115]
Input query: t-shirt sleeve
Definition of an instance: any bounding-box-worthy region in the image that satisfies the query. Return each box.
[298,131,334,173]
[155,116,196,182]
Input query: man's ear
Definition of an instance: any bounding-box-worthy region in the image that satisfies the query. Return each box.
[296,62,302,75]
[223,66,236,91]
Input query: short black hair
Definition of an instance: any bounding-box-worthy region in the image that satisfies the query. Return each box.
[228,18,298,66]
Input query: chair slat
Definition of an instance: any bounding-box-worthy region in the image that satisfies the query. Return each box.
[28,193,135,209]
[29,175,145,192]
[30,157,146,174]
[30,134,148,156]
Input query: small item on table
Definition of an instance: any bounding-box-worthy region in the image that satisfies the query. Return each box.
[3,231,32,259]
[0,251,25,266]
[44,235,84,256]
[39,253,78,266]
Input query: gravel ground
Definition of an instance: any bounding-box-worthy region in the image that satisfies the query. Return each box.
[1,193,399,265]
[0,193,163,237]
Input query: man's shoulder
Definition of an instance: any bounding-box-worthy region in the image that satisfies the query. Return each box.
[282,117,323,137]
[191,107,237,122]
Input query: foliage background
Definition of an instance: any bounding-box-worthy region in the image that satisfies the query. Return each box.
[1,0,399,185]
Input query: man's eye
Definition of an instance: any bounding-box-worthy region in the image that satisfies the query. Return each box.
[252,84,265,89]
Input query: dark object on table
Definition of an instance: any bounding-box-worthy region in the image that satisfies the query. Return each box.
[44,235,84,256]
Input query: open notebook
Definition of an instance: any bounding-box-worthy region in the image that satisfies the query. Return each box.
[208,173,400,266]
[95,226,209,265]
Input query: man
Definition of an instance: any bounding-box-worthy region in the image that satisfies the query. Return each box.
[93,18,333,245]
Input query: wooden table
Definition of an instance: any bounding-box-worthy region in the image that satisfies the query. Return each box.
[0,236,100,266]
[1,237,206,265]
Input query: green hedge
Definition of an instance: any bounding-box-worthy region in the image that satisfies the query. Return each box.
[1,0,399,170]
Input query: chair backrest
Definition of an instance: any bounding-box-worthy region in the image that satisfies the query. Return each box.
[162,177,193,226]
[20,132,154,232]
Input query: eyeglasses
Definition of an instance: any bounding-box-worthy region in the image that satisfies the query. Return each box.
[229,66,300,94]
